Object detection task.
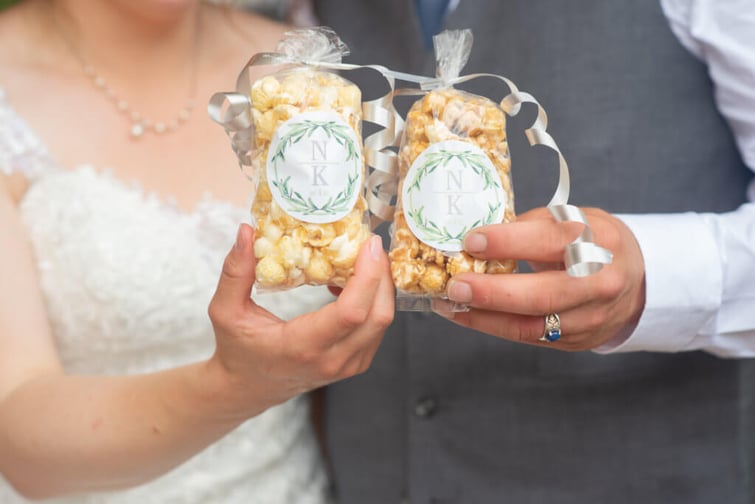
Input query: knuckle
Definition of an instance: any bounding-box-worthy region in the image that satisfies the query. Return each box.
[291,345,320,367]
[318,356,346,381]
[337,303,370,329]
[207,299,223,324]
[513,318,535,343]
[343,358,366,378]
[371,307,395,329]
[590,212,622,250]
[208,301,235,332]
[514,326,528,344]
[597,270,625,299]
[357,351,377,374]
[208,299,249,333]
[221,253,244,280]
[557,221,586,249]
[600,226,622,251]
[584,308,610,333]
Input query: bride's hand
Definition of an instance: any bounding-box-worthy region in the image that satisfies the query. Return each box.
[207,224,394,417]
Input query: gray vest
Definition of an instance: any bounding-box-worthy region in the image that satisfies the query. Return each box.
[315,1,754,503]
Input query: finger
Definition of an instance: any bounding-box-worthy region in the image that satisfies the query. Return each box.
[285,235,387,348]
[211,224,257,312]
[438,306,588,352]
[462,213,585,263]
[335,234,389,324]
[322,268,395,379]
[333,247,395,368]
[445,269,599,315]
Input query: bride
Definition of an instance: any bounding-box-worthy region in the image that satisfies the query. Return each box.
[0,0,394,502]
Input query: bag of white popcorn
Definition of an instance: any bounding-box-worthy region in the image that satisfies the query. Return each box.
[389,30,517,310]
[247,28,371,290]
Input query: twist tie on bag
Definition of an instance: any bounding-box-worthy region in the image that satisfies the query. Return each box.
[208,26,402,229]
[394,29,613,277]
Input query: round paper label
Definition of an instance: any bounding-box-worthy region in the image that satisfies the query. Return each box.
[266,111,363,224]
[402,140,507,252]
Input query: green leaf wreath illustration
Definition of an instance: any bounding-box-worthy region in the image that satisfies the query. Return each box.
[270,120,357,165]
[406,148,501,194]
[271,176,313,214]
[326,171,360,213]
[407,202,503,246]
[407,206,466,245]
[272,170,359,216]
[269,118,361,216]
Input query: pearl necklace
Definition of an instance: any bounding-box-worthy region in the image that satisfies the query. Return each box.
[80,64,197,140]
[52,13,199,141]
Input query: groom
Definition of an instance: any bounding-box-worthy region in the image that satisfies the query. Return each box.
[314,0,755,503]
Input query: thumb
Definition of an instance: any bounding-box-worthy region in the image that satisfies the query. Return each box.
[212,223,257,310]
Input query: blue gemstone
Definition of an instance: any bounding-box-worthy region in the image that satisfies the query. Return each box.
[546,330,561,342]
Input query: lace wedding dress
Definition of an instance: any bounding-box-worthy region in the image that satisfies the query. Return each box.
[0,88,334,503]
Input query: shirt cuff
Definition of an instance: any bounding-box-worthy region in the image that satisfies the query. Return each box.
[593,212,722,354]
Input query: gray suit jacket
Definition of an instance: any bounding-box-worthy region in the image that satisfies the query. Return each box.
[314,1,755,502]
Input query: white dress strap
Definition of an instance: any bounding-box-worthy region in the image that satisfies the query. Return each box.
[0,88,56,180]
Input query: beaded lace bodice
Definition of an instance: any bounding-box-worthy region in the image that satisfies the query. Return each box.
[0,89,333,503]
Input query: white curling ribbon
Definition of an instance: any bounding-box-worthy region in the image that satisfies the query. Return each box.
[208,26,402,229]
[551,205,614,277]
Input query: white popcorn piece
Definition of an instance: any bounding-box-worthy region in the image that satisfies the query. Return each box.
[253,236,275,259]
[256,255,287,285]
[300,223,337,247]
[305,251,335,284]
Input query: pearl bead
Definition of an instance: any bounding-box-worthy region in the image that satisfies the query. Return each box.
[130,123,145,138]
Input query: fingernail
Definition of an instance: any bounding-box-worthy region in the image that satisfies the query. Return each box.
[447,279,472,303]
[464,233,487,254]
[235,224,247,252]
[370,235,383,261]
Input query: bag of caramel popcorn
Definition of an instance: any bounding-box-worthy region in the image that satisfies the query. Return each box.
[244,28,371,291]
[389,30,517,310]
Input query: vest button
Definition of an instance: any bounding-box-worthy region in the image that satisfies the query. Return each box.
[414,397,438,418]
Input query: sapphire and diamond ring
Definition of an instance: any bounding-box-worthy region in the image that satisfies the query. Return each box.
[539,313,561,343]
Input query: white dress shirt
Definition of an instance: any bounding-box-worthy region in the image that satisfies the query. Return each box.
[597,0,755,357]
